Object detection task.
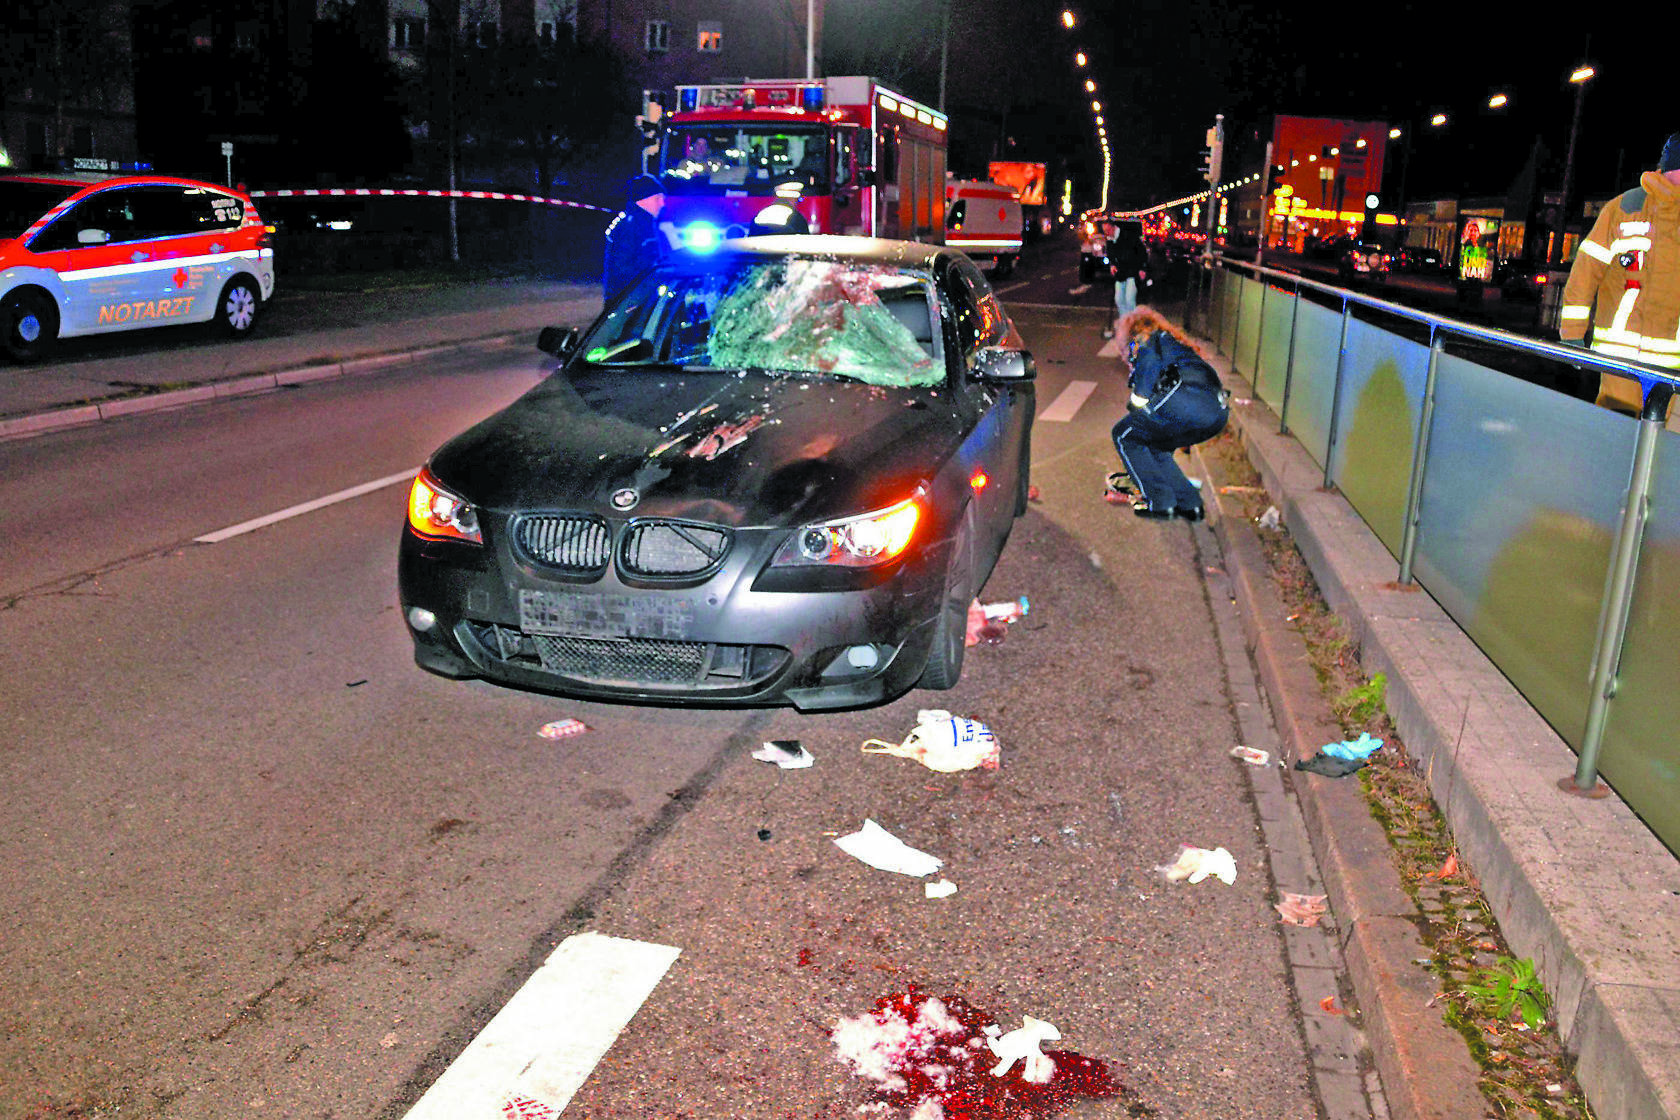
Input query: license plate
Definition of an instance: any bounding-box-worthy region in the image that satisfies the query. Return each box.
[519,589,695,640]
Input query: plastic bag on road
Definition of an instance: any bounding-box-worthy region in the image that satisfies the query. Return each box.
[1321,731,1384,761]
[862,710,1000,773]
[751,739,814,768]
[1157,845,1237,885]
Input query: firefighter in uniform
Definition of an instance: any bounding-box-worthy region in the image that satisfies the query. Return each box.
[1560,132,1680,416]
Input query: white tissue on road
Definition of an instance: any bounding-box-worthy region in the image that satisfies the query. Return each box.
[984,1016,1062,1082]
[1158,845,1238,885]
[835,819,944,878]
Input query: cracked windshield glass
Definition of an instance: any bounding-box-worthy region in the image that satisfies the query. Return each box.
[581,257,943,388]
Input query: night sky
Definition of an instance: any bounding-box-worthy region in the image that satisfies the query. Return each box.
[826,0,1672,214]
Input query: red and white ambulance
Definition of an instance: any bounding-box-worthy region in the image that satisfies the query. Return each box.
[0,172,275,362]
[649,76,949,249]
[944,178,1024,276]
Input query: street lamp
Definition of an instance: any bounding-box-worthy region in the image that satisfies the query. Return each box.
[1551,64,1595,266]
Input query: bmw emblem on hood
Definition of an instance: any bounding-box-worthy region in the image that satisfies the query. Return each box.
[610,488,640,511]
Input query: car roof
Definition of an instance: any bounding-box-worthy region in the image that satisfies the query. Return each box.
[702,234,955,271]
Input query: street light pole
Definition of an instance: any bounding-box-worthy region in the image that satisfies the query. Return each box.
[1552,65,1594,266]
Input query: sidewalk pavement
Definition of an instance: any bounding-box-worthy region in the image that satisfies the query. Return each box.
[1192,338,1680,1120]
[0,279,603,441]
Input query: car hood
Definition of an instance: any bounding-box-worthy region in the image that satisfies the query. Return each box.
[429,368,970,527]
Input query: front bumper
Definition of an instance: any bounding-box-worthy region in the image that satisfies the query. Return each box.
[397,523,950,711]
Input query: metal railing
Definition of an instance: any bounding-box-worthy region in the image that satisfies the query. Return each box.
[1185,256,1680,827]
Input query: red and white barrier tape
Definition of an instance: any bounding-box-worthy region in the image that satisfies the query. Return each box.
[249,187,612,213]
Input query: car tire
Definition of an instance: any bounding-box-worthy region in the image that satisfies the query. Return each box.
[995,255,1016,279]
[2,289,59,363]
[215,275,262,338]
[918,511,972,691]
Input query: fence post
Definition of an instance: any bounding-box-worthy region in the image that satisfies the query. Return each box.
[1321,297,1353,490]
[1252,274,1268,383]
[1397,326,1444,584]
[1569,382,1673,794]
[1278,279,1302,435]
[1212,265,1226,354]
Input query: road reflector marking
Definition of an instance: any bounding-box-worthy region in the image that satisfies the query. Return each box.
[1037,380,1097,423]
[401,932,681,1120]
[194,469,416,543]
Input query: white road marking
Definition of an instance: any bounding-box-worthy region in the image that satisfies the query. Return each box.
[993,279,1033,295]
[402,932,682,1120]
[1098,333,1126,359]
[1037,380,1098,423]
[193,469,416,543]
[1069,284,1092,295]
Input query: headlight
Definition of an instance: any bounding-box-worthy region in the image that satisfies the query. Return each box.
[407,468,482,544]
[771,496,921,569]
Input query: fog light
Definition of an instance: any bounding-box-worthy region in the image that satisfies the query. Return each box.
[407,606,437,632]
[846,644,880,669]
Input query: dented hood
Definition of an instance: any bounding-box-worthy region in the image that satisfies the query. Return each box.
[429,368,973,527]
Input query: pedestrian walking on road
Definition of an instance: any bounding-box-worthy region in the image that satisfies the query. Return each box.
[1102,223,1149,339]
[1560,131,1680,417]
[1110,307,1229,521]
[602,174,666,302]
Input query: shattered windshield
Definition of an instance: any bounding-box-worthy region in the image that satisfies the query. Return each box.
[579,254,944,389]
[659,125,830,196]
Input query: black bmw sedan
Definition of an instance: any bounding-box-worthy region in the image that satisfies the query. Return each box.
[398,236,1035,710]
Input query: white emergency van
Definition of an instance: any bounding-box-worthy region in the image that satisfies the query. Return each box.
[944,178,1023,276]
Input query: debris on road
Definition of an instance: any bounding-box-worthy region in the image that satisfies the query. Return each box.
[1321,731,1384,761]
[834,820,944,878]
[1157,845,1238,885]
[984,1016,1061,1082]
[862,710,1000,773]
[981,596,1030,624]
[1275,892,1330,926]
[832,989,1123,1119]
[924,878,958,899]
[967,596,1029,645]
[1424,852,1459,881]
[1027,484,1042,503]
[1319,995,1346,1016]
[1257,505,1281,530]
[751,739,814,769]
[1229,745,1271,767]
[1293,753,1367,778]
[537,717,589,739]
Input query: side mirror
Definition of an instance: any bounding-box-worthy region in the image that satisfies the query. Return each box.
[972,347,1036,382]
[77,228,110,245]
[536,326,580,359]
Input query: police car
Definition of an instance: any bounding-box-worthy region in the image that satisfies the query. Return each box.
[0,173,275,362]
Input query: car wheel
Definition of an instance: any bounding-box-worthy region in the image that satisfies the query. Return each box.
[215,276,261,338]
[918,512,972,691]
[995,255,1016,279]
[2,289,59,363]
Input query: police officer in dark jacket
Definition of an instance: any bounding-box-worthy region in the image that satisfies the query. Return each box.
[602,174,666,301]
[1111,307,1228,520]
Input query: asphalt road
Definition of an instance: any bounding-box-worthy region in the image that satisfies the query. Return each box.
[1,240,1359,1119]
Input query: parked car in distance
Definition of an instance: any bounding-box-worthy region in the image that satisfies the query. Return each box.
[398,235,1037,711]
[0,172,274,362]
[1324,238,1390,284]
[1495,257,1553,302]
[1396,245,1445,274]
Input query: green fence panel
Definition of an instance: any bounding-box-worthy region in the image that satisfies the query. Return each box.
[1253,281,1296,413]
[1234,274,1264,379]
[1325,317,1430,555]
[1599,428,1680,848]
[1411,353,1631,747]
[1277,297,1345,469]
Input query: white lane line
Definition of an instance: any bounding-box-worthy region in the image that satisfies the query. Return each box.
[1037,380,1098,423]
[1098,333,1126,359]
[993,279,1033,294]
[403,932,681,1120]
[193,469,416,544]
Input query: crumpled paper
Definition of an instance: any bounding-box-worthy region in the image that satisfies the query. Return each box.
[984,1016,1061,1082]
[861,709,1000,773]
[1275,892,1329,926]
[1158,845,1237,885]
[834,819,943,878]
[751,740,814,769]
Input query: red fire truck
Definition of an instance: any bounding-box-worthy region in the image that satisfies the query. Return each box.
[648,77,948,250]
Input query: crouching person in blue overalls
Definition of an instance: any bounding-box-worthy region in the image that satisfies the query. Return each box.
[1111,307,1229,521]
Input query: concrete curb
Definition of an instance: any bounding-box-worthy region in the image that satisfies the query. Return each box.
[1201,358,1680,1120]
[1196,446,1489,1120]
[0,332,527,443]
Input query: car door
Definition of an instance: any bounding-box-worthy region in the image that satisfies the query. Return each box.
[31,186,157,334]
[943,257,1028,547]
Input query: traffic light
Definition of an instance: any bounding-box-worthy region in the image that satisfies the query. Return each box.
[1198,147,1213,182]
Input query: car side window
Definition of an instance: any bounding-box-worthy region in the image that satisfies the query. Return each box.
[32,189,139,251]
[129,186,233,239]
[946,259,1008,362]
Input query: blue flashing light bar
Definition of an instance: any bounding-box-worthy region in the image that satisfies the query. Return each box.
[801,85,825,111]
